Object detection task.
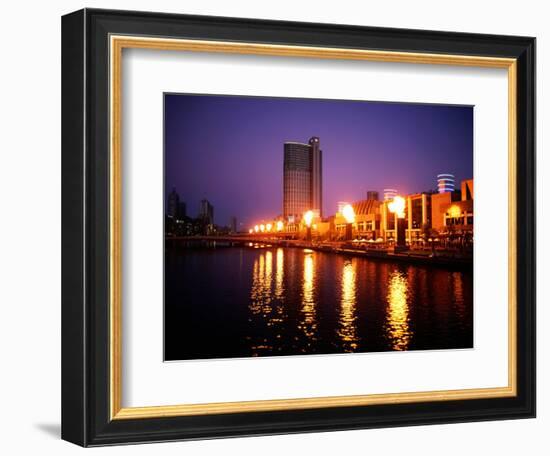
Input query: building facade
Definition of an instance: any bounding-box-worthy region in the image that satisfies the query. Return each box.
[283,137,323,221]
[328,178,473,242]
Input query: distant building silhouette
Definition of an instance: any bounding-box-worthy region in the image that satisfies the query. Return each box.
[366,190,379,201]
[229,216,237,234]
[199,199,214,225]
[283,136,323,221]
[177,201,187,219]
[167,188,180,218]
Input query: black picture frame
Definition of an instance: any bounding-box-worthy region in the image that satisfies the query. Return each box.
[62,8,535,447]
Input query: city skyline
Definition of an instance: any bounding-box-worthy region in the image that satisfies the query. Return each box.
[165,94,473,226]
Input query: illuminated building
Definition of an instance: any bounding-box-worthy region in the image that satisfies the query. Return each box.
[404,193,431,242]
[283,137,323,221]
[431,191,460,230]
[332,178,473,242]
[437,173,455,193]
[461,179,474,201]
[442,179,474,230]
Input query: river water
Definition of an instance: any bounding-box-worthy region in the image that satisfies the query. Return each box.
[164,245,473,360]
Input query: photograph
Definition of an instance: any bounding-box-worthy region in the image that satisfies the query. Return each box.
[57,5,536,448]
[164,94,474,361]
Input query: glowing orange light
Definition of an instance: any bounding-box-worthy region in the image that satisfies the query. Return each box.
[260,224,265,233]
[249,228,253,234]
[303,210,314,228]
[388,196,406,219]
[448,205,461,218]
[254,225,260,233]
[342,204,355,224]
[266,223,273,232]
[276,220,284,232]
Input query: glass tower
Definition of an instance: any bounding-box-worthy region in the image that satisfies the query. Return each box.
[283,137,323,221]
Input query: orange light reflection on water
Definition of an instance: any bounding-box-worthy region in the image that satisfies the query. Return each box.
[338,260,359,352]
[386,270,412,350]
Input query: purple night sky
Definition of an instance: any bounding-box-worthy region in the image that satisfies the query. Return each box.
[165,94,473,229]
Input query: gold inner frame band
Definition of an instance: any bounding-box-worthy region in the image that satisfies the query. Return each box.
[109,35,517,420]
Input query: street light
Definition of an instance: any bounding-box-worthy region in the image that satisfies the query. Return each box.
[276,220,284,232]
[342,204,355,224]
[303,210,314,241]
[388,196,406,219]
[388,196,407,250]
[260,224,265,233]
[254,225,259,233]
[266,223,272,232]
[342,204,355,241]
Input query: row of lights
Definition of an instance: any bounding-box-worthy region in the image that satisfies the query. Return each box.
[249,220,285,234]
[247,196,408,234]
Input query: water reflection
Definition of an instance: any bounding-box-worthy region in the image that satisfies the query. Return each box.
[166,246,473,360]
[385,269,412,350]
[275,248,284,299]
[451,271,467,331]
[337,260,359,351]
[250,252,272,313]
[249,251,276,354]
[300,251,318,347]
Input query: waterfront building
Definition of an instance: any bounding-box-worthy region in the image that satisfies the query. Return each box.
[437,173,455,193]
[283,137,323,221]
[442,178,474,232]
[339,178,473,242]
[333,199,381,240]
[405,193,431,242]
[431,191,460,231]
[461,179,474,201]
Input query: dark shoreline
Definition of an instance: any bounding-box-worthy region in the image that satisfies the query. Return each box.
[166,237,473,271]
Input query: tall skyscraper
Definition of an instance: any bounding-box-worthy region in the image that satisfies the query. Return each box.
[283,136,323,221]
[437,173,455,193]
[309,137,322,217]
[199,199,214,225]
